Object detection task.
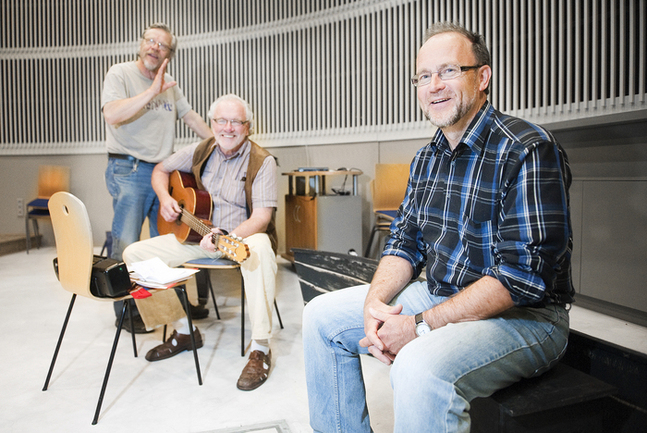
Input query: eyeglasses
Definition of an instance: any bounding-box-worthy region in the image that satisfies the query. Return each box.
[411,65,483,87]
[143,38,172,53]
[212,118,248,127]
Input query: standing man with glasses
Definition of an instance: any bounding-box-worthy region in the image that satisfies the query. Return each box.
[102,23,213,333]
[122,94,279,391]
[303,21,574,432]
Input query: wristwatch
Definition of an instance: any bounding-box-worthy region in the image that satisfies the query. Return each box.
[415,312,432,336]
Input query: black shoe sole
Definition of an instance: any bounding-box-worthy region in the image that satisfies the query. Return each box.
[190,306,209,319]
[115,318,153,334]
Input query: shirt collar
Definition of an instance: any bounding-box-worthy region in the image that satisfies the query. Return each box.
[431,101,494,157]
[215,139,250,160]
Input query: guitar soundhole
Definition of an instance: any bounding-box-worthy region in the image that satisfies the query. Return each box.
[175,203,185,226]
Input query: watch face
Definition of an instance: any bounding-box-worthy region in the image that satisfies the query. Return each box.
[416,322,431,336]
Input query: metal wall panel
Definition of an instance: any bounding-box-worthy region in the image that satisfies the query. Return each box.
[1,0,645,155]
[579,180,647,313]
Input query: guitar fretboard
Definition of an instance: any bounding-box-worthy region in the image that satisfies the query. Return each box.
[180,208,223,245]
[180,208,211,237]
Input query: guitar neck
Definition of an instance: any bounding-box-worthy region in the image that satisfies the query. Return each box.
[178,204,249,263]
[180,208,212,238]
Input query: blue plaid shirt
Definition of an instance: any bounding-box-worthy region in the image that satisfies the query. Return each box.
[384,102,575,306]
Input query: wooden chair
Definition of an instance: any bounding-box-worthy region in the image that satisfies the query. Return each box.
[180,257,284,357]
[26,165,70,253]
[364,163,409,257]
[42,192,202,425]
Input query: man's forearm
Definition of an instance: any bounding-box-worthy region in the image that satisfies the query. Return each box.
[230,207,273,239]
[422,275,515,330]
[151,163,172,200]
[183,110,213,139]
[102,88,157,125]
[365,255,414,306]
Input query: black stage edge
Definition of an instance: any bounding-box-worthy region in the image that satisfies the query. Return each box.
[293,249,647,432]
[559,329,647,433]
[292,248,377,304]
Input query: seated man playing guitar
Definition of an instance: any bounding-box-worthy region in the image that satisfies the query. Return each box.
[122,93,278,391]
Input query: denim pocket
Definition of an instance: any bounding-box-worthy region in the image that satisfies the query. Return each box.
[106,159,135,198]
[111,159,135,177]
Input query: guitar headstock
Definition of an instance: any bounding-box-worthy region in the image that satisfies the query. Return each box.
[216,234,250,263]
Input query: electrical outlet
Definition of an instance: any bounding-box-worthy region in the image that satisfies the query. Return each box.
[17,198,24,217]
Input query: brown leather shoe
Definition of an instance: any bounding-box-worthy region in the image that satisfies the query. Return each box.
[236,350,271,391]
[145,329,203,362]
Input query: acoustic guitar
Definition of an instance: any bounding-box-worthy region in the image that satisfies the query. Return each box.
[157,170,250,263]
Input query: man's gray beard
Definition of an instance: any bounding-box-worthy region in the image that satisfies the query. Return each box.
[143,60,158,72]
[424,106,463,129]
[140,53,161,73]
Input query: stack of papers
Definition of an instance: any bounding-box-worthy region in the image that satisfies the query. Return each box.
[129,257,199,289]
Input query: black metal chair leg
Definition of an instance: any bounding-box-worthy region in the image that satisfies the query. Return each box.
[274,300,284,329]
[92,301,127,425]
[127,299,137,357]
[206,274,221,320]
[25,215,31,254]
[33,219,41,249]
[178,286,202,386]
[240,269,245,357]
[43,294,77,391]
[364,225,379,257]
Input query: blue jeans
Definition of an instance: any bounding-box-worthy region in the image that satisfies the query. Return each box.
[302,282,569,432]
[105,157,159,318]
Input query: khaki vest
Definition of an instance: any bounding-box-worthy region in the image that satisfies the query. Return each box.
[190,137,278,253]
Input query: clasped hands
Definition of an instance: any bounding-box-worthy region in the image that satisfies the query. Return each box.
[359,300,417,366]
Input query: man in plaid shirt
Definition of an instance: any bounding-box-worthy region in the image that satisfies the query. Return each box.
[303,22,575,432]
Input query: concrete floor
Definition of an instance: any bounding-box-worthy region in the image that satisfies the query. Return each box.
[1,246,645,432]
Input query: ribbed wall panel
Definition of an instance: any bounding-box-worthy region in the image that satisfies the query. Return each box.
[1,0,645,155]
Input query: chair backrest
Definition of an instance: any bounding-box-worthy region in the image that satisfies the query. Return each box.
[371,163,410,212]
[48,192,97,299]
[38,165,70,199]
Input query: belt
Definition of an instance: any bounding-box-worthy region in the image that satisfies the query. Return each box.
[108,153,156,165]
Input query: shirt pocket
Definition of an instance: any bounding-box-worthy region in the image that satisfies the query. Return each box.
[459,214,495,270]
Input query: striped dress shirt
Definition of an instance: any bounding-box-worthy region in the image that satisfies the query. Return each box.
[384,101,575,307]
[163,139,277,233]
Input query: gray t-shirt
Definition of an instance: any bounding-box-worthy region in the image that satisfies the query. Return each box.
[101,61,192,162]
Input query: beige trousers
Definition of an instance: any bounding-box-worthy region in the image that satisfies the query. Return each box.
[122,233,277,341]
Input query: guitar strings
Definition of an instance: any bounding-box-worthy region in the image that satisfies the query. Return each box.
[179,206,249,261]
[180,208,222,248]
